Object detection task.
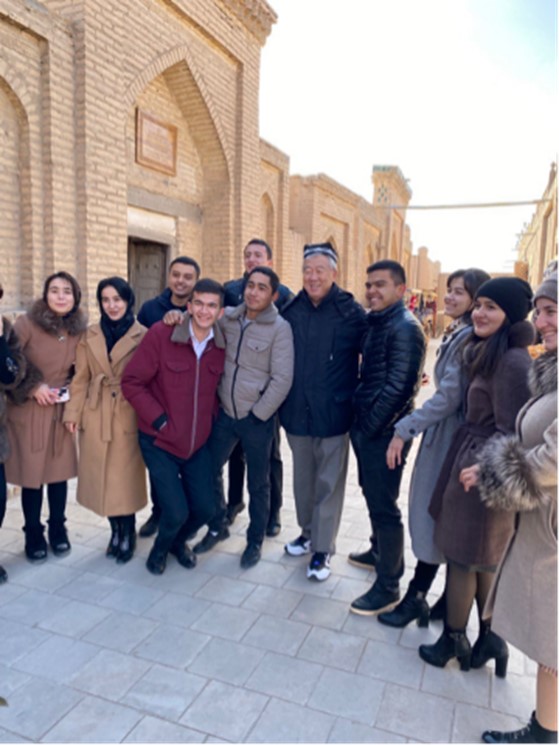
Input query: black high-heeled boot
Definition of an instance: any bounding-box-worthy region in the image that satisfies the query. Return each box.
[48,521,71,556]
[106,517,121,558]
[471,620,509,678]
[116,515,136,564]
[378,587,430,628]
[419,623,472,670]
[483,711,558,743]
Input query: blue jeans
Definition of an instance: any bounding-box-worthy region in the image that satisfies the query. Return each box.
[138,433,215,554]
[208,409,275,545]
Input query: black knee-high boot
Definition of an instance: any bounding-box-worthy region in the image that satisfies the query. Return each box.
[22,487,47,562]
[47,482,70,555]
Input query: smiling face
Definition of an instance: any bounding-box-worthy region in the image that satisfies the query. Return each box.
[444,276,473,320]
[187,291,223,337]
[472,296,507,338]
[168,263,198,305]
[101,285,127,322]
[244,271,275,319]
[534,297,557,352]
[365,269,405,311]
[303,254,337,305]
[244,242,272,273]
[46,278,75,316]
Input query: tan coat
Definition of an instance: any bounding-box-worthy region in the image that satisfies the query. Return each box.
[480,351,557,668]
[6,312,85,489]
[63,321,148,517]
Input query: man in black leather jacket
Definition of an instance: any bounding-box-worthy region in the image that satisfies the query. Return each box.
[349,260,426,615]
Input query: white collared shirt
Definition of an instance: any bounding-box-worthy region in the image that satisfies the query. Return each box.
[189,320,214,359]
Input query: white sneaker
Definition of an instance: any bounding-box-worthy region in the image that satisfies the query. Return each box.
[307,552,331,581]
[284,535,311,556]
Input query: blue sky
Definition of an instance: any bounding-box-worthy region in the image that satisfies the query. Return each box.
[259,0,558,273]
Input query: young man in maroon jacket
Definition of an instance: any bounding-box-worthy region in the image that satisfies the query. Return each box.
[122,278,225,575]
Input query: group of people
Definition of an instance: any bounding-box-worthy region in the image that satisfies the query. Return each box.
[0,239,556,743]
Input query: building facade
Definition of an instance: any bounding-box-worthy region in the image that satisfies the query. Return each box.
[1,0,440,316]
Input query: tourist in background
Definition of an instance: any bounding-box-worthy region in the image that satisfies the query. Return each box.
[64,277,147,564]
[0,282,27,583]
[419,277,533,674]
[470,270,556,744]
[379,267,490,628]
[5,272,87,562]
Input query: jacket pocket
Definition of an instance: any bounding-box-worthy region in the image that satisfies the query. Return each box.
[164,359,192,388]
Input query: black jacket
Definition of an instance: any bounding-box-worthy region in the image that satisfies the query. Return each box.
[137,289,186,329]
[280,284,367,437]
[353,300,426,439]
[224,275,294,311]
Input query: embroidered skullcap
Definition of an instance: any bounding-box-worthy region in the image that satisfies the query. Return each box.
[303,242,338,266]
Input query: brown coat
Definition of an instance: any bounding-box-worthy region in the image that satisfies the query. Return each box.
[63,321,148,517]
[0,318,28,464]
[479,351,557,668]
[5,304,87,489]
[430,322,533,568]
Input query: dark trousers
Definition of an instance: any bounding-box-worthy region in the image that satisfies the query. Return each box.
[138,433,215,554]
[208,409,274,545]
[227,414,283,515]
[21,482,67,530]
[351,427,411,591]
[0,464,6,528]
[148,474,161,521]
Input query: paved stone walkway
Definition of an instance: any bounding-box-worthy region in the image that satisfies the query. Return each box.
[0,341,535,743]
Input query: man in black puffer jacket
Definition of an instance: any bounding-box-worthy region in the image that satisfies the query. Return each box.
[280,243,367,582]
[349,260,426,615]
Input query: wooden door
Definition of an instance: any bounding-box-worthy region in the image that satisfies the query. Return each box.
[128,239,167,311]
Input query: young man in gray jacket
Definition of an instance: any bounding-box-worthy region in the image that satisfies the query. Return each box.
[194,266,294,568]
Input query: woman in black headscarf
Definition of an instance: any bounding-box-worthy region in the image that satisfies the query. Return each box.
[64,277,147,562]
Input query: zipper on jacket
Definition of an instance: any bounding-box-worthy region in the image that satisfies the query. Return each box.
[230,319,247,420]
[188,355,201,459]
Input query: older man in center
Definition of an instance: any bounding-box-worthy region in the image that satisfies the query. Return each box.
[281,243,367,581]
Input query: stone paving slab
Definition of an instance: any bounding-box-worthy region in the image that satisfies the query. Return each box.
[0,341,536,742]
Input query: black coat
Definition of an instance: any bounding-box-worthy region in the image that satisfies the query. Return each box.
[223,275,294,312]
[353,300,426,439]
[280,284,367,437]
[137,289,185,328]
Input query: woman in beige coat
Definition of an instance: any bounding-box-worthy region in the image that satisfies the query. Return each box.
[64,277,147,563]
[6,272,87,562]
[462,271,557,744]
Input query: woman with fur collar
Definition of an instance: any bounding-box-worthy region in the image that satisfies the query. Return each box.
[0,284,27,584]
[5,272,87,563]
[419,277,534,676]
[463,271,557,744]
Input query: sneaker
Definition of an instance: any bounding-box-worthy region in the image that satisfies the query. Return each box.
[284,535,311,556]
[307,552,331,581]
[347,548,377,569]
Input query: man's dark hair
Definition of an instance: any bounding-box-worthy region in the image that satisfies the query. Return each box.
[246,266,280,294]
[191,278,224,307]
[367,259,406,285]
[169,256,201,277]
[245,238,272,260]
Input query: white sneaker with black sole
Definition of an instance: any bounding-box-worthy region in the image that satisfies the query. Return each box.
[284,535,311,556]
[307,551,331,581]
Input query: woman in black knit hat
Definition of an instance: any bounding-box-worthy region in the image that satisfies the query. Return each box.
[63,277,147,563]
[418,276,534,676]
